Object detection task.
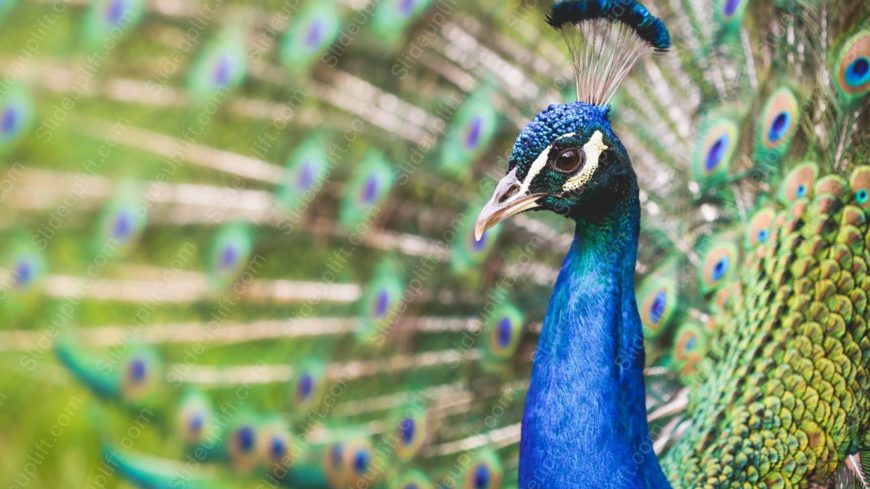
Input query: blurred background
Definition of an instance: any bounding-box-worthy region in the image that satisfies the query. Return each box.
[0,1,589,487]
[4,0,859,487]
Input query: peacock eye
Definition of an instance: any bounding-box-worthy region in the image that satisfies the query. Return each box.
[551,148,585,173]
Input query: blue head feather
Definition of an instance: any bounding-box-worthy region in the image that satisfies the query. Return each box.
[510,102,613,166]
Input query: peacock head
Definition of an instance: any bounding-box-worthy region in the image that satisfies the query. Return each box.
[474,0,669,239]
[475,101,632,238]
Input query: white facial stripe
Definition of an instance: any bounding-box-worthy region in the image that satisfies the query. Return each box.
[562,130,607,192]
[518,132,576,194]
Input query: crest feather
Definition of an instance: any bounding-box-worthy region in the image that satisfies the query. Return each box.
[549,0,670,106]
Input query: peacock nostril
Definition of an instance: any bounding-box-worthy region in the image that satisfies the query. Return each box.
[498,184,519,204]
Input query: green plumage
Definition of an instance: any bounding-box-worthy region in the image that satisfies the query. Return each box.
[662,165,870,486]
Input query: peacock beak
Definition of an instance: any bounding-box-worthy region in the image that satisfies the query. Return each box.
[475,168,546,241]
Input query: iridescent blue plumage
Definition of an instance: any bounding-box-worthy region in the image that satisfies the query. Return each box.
[474,2,674,483]
[514,107,668,488]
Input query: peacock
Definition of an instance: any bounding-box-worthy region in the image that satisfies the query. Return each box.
[0,0,867,488]
[474,1,869,487]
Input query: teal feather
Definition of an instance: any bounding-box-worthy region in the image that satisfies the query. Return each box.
[753,85,801,169]
[713,0,749,32]
[92,186,147,258]
[370,0,434,48]
[56,337,121,400]
[356,259,404,344]
[187,31,247,105]
[207,222,253,292]
[176,389,221,449]
[57,338,163,406]
[103,443,221,489]
[834,29,870,107]
[280,1,341,75]
[480,303,524,368]
[339,150,394,231]
[2,236,46,308]
[275,134,332,214]
[439,87,499,177]
[81,0,143,47]
[290,358,328,416]
[0,85,34,154]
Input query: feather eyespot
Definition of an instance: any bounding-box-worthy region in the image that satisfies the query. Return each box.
[397,0,417,16]
[269,436,287,458]
[360,175,380,204]
[177,391,214,444]
[849,166,870,209]
[399,417,416,445]
[693,116,738,183]
[352,449,370,474]
[121,349,161,401]
[394,406,428,461]
[462,452,502,489]
[303,18,325,49]
[297,161,315,190]
[649,291,667,323]
[9,251,43,291]
[835,30,870,100]
[228,419,261,471]
[699,240,738,293]
[1,105,21,135]
[297,373,314,400]
[235,426,256,453]
[747,208,776,248]
[496,317,512,347]
[99,198,145,252]
[473,465,490,489]
[340,440,375,481]
[777,162,817,203]
[549,147,585,173]
[673,323,708,376]
[229,422,262,470]
[127,357,148,384]
[188,414,204,435]
[0,89,33,147]
[637,272,677,339]
[722,0,741,17]
[482,305,523,363]
[14,259,34,287]
[260,422,293,473]
[464,115,485,150]
[292,361,325,412]
[716,0,747,25]
[758,87,800,151]
[104,0,128,24]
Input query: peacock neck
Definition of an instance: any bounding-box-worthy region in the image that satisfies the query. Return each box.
[519,182,670,489]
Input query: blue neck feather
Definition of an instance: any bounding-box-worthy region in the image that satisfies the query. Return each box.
[519,185,670,489]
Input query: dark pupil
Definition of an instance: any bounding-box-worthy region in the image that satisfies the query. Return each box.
[555,149,582,172]
[850,58,868,77]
